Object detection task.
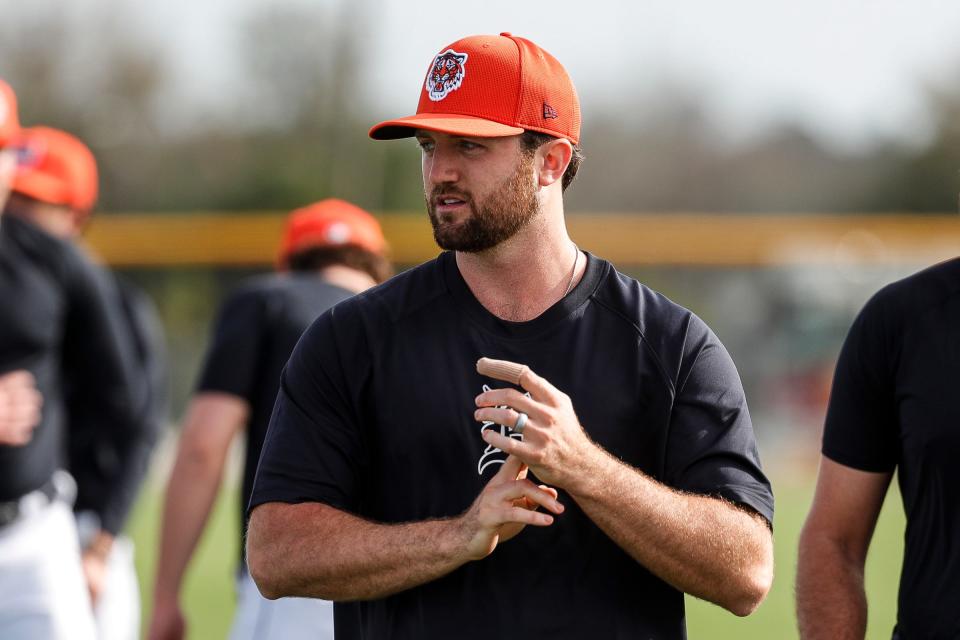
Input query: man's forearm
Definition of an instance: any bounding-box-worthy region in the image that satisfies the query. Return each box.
[796,534,867,640]
[567,447,773,616]
[153,445,228,601]
[247,502,469,601]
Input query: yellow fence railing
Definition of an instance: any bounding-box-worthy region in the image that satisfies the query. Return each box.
[83,212,960,267]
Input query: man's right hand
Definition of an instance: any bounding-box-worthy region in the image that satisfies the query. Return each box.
[147,595,186,640]
[0,370,42,445]
[457,454,564,561]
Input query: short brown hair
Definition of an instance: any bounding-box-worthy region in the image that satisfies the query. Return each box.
[287,245,393,284]
[520,131,584,192]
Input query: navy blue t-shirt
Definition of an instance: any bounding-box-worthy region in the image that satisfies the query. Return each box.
[196,273,354,566]
[251,251,773,640]
[823,257,960,639]
[0,214,142,502]
[70,274,168,535]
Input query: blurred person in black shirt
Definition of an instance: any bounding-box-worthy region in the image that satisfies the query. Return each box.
[147,200,390,640]
[6,124,163,640]
[0,81,42,446]
[247,33,774,640]
[0,82,142,640]
[797,259,960,639]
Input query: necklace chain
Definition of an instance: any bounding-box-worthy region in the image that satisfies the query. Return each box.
[562,243,580,299]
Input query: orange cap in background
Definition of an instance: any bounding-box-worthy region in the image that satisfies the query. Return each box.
[369,33,580,144]
[12,126,98,213]
[0,80,20,149]
[279,198,387,267]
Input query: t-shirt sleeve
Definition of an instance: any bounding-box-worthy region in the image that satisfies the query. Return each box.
[62,256,143,445]
[663,319,774,526]
[62,259,146,534]
[821,293,899,472]
[249,304,368,514]
[196,287,267,400]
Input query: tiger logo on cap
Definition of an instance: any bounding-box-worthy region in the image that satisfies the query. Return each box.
[425,50,468,102]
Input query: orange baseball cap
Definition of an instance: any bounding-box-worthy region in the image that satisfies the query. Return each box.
[13,126,98,213]
[0,79,20,149]
[279,198,387,266]
[369,33,580,144]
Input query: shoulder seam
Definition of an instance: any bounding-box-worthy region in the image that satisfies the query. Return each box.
[589,293,677,397]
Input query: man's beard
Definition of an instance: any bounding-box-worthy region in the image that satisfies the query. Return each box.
[425,155,539,253]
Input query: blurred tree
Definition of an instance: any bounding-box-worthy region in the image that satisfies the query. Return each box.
[2,0,959,215]
[858,86,960,213]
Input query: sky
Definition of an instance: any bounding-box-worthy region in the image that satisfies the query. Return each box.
[12,0,960,151]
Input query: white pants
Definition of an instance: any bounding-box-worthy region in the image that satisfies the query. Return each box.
[92,535,139,640]
[228,570,334,640]
[0,500,97,640]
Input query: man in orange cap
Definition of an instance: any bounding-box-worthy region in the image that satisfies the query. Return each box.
[147,199,391,640]
[7,125,165,640]
[0,80,43,447]
[0,83,142,640]
[247,34,773,639]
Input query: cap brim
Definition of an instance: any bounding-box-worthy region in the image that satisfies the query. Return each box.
[12,170,71,208]
[369,113,524,140]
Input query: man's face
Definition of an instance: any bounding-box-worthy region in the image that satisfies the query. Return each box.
[5,192,79,238]
[417,131,539,252]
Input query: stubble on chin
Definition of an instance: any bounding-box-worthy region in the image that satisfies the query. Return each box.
[425,155,539,253]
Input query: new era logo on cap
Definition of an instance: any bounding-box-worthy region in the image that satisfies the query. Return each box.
[369,33,580,144]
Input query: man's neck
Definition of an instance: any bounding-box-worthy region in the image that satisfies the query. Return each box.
[455,211,584,322]
[315,265,377,294]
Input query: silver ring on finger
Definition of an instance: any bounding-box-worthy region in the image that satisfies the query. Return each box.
[513,411,528,434]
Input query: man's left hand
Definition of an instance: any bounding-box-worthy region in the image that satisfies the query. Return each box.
[475,361,598,490]
[82,531,114,606]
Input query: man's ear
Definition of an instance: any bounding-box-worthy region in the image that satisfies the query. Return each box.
[536,138,572,188]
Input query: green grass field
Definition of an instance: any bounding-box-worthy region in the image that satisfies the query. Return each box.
[128,469,906,639]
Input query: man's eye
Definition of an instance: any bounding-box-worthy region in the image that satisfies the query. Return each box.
[417,140,434,152]
[460,141,482,151]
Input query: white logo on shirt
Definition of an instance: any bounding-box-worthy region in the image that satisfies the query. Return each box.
[477,384,529,475]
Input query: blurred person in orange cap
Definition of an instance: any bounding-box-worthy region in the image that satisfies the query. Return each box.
[9,126,99,236]
[147,199,390,640]
[246,33,773,639]
[0,80,43,448]
[0,84,145,640]
[5,124,166,640]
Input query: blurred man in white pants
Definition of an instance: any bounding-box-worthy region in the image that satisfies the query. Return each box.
[0,78,139,640]
[8,124,166,640]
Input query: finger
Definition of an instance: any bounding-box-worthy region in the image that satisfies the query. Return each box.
[0,370,35,387]
[539,485,559,500]
[482,428,534,460]
[504,506,554,526]
[475,388,540,415]
[497,479,564,514]
[491,454,525,482]
[477,357,557,402]
[476,357,528,385]
[8,404,39,431]
[519,486,560,512]
[474,407,529,432]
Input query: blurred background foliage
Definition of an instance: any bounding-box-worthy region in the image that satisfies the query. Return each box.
[4,1,960,214]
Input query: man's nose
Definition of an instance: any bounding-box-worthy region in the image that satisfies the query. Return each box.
[425,146,460,185]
